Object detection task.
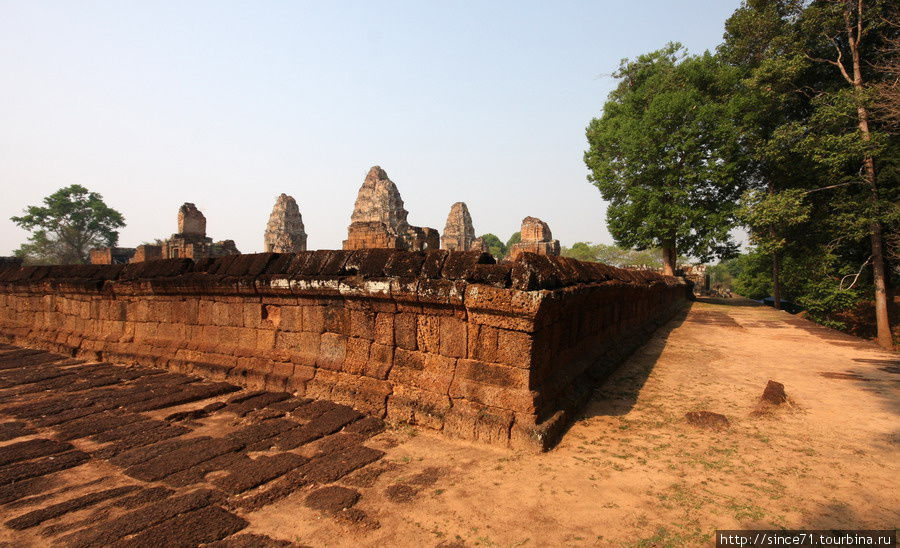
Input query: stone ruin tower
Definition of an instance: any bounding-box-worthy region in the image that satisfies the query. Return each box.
[507,216,560,260]
[130,202,239,262]
[264,194,307,253]
[178,203,206,236]
[343,166,439,251]
[441,202,476,251]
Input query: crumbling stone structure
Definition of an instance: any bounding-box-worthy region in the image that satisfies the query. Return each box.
[441,202,477,252]
[128,203,240,262]
[470,236,488,253]
[133,244,163,263]
[89,247,136,265]
[264,194,307,253]
[508,216,561,261]
[0,250,688,451]
[343,167,439,251]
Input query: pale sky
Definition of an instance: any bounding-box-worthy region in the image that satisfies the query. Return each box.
[1,1,743,256]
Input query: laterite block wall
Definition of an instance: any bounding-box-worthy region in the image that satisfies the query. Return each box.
[0,250,689,451]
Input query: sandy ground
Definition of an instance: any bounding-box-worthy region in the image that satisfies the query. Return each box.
[248,298,898,547]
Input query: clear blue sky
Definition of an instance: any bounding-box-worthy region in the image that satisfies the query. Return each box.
[1,1,743,255]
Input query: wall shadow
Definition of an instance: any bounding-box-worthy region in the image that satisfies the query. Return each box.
[578,305,692,420]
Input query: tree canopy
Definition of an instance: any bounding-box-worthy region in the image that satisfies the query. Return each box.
[11,185,125,265]
[584,43,743,274]
[560,242,665,268]
[479,233,507,260]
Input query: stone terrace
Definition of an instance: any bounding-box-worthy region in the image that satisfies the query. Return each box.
[0,343,387,546]
[0,250,689,451]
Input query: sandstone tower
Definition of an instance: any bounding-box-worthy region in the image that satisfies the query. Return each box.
[507,216,560,260]
[441,202,477,251]
[264,194,307,253]
[343,166,439,251]
[178,203,206,236]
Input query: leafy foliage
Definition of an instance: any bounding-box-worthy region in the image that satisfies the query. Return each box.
[479,233,507,260]
[584,43,743,270]
[505,232,521,250]
[11,185,125,265]
[560,242,664,268]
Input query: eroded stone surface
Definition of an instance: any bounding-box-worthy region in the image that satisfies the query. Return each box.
[343,166,439,251]
[264,194,307,253]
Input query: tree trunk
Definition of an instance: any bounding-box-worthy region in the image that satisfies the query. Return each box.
[772,249,782,310]
[662,241,676,277]
[768,181,782,310]
[844,2,893,349]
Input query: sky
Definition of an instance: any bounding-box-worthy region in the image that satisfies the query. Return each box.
[0,1,744,256]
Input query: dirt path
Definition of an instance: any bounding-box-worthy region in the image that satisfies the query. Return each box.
[257,298,896,547]
[1,298,896,547]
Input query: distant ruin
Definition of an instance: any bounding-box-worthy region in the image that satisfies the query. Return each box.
[507,216,560,260]
[91,202,240,264]
[88,247,135,265]
[264,194,307,253]
[343,166,440,251]
[441,202,479,252]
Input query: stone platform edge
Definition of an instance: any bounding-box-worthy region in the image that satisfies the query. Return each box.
[0,249,690,452]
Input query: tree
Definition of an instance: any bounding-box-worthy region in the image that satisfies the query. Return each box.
[505,232,521,251]
[479,233,507,260]
[737,188,811,307]
[720,0,896,346]
[585,44,743,275]
[798,0,896,348]
[560,242,666,268]
[11,185,125,265]
[720,0,815,309]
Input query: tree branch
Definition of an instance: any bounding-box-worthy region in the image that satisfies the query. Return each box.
[803,180,864,194]
[840,255,872,290]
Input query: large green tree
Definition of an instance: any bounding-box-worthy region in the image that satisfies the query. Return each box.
[722,0,897,347]
[11,185,125,265]
[584,44,743,275]
[798,0,897,348]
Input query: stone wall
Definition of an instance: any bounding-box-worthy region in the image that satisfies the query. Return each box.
[0,250,689,451]
[89,247,136,265]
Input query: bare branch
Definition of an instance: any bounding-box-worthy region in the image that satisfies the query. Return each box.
[803,181,864,194]
[839,255,872,290]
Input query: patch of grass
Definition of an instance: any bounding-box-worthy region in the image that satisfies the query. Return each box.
[632,525,711,548]
[728,500,766,522]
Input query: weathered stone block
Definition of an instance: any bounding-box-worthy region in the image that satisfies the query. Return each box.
[439,316,466,358]
[302,305,325,333]
[416,315,441,354]
[393,312,417,350]
[374,313,394,346]
[349,309,375,340]
[317,333,347,371]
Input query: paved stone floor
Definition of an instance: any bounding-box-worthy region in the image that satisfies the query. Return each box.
[0,343,386,547]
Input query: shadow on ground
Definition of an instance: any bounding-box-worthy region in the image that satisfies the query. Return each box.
[578,305,692,420]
